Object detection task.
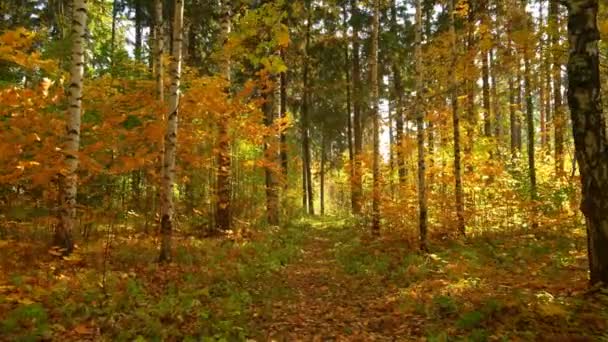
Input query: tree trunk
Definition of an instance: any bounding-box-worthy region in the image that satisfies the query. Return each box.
[523,29,538,228]
[509,74,518,159]
[158,0,183,263]
[111,0,118,70]
[371,0,380,235]
[482,51,492,137]
[342,6,354,200]
[134,0,143,62]
[351,0,363,215]
[154,0,164,101]
[264,92,280,225]
[464,5,476,171]
[216,0,232,231]
[302,0,314,215]
[320,133,326,216]
[551,0,565,176]
[450,0,465,236]
[539,2,547,148]
[55,0,88,254]
[415,0,427,251]
[280,50,288,183]
[516,59,523,152]
[390,0,406,186]
[564,0,608,285]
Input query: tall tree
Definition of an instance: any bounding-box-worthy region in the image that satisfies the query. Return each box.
[216,0,232,231]
[450,0,465,236]
[522,11,538,227]
[481,1,492,137]
[342,4,355,202]
[390,0,407,186]
[564,0,608,285]
[551,0,565,176]
[302,0,314,215]
[371,0,380,235]
[415,0,428,251]
[158,0,184,262]
[55,0,88,254]
[350,0,363,215]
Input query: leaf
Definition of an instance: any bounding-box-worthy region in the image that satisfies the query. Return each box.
[537,302,568,317]
[74,324,94,335]
[48,248,63,256]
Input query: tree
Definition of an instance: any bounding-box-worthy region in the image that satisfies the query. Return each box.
[551,0,565,177]
[371,0,381,235]
[158,0,184,263]
[450,0,465,236]
[350,0,363,215]
[55,0,88,254]
[564,0,608,285]
[216,0,232,231]
[301,0,314,216]
[415,0,428,251]
[391,0,406,185]
[522,2,538,227]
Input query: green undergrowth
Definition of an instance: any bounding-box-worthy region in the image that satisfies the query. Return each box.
[0,221,309,341]
[331,222,608,340]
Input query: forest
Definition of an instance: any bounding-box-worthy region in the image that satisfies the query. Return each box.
[0,0,607,340]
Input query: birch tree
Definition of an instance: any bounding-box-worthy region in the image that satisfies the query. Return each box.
[563,0,608,285]
[158,0,184,262]
[55,0,88,254]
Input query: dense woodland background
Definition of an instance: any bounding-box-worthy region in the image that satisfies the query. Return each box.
[0,0,608,340]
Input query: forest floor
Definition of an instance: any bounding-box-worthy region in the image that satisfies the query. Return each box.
[1,216,608,341]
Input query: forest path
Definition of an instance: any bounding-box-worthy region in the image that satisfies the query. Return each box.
[253,217,422,341]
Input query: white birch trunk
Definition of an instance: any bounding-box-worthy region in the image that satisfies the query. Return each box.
[159,0,184,262]
[56,0,87,254]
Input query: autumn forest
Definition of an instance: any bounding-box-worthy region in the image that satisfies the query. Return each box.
[1,0,608,340]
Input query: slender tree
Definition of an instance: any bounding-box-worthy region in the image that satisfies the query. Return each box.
[450,0,465,236]
[351,0,363,215]
[216,0,232,231]
[302,0,314,215]
[551,0,565,176]
[158,0,184,262]
[55,0,88,254]
[371,0,380,235]
[390,0,406,186]
[415,0,428,251]
[564,0,608,285]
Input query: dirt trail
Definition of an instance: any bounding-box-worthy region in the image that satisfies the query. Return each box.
[254,226,423,341]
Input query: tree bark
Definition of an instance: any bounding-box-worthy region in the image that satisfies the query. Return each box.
[158,0,183,263]
[564,0,608,285]
[55,0,88,255]
[264,92,280,225]
[154,0,164,102]
[342,6,354,201]
[320,132,326,216]
[450,0,465,236]
[415,0,427,251]
[551,0,565,176]
[215,0,232,231]
[391,0,406,185]
[280,50,288,183]
[371,0,380,235]
[302,0,314,215]
[523,25,538,228]
[351,0,363,215]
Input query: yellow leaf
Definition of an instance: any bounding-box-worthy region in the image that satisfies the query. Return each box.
[74,324,94,335]
[538,302,568,317]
